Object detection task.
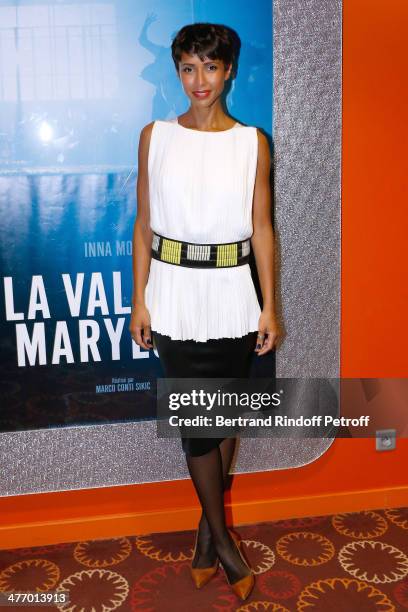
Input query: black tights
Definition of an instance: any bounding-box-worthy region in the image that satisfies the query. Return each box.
[186,439,251,583]
[152,330,257,583]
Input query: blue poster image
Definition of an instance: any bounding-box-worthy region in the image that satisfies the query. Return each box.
[0,1,272,432]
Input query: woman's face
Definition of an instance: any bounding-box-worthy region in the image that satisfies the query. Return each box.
[178,52,232,105]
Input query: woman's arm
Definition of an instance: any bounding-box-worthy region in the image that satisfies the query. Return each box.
[129,122,154,350]
[251,129,280,355]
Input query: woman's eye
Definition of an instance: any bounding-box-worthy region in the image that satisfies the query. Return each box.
[181,65,217,73]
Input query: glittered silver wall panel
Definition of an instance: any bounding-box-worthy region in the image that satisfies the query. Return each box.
[274,0,342,379]
[0,0,342,495]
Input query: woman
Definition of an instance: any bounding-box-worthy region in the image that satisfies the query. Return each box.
[129,23,279,601]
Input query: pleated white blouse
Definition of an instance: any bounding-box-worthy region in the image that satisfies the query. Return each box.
[144,117,261,342]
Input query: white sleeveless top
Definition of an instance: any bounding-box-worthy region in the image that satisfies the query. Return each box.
[144,117,261,342]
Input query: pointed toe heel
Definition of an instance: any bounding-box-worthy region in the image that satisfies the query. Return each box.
[230,571,255,601]
[190,531,219,589]
[224,528,255,601]
[191,563,219,589]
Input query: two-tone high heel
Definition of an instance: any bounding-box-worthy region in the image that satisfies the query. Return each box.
[190,530,219,588]
[222,528,255,601]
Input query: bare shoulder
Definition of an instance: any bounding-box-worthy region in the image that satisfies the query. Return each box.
[255,127,269,148]
[139,120,155,143]
[255,128,271,164]
[138,121,156,164]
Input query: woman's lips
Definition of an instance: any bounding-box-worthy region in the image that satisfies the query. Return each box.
[192,90,210,98]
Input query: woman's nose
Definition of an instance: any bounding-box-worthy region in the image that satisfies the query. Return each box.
[195,70,207,87]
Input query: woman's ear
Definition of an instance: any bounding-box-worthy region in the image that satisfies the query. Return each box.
[225,62,234,81]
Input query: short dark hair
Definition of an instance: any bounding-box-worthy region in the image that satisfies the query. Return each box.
[171,23,241,75]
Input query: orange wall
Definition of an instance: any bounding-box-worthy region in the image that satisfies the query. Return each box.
[342,0,408,376]
[1,0,407,549]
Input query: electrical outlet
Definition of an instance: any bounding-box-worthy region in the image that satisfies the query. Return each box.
[376,429,396,451]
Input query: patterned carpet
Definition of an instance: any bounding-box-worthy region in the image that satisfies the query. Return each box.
[0,506,407,611]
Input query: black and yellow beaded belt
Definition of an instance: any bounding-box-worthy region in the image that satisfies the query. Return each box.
[151,231,251,268]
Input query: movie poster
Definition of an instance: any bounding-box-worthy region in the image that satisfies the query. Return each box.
[0,0,273,432]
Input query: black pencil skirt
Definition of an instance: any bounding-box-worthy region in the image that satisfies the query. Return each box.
[152,330,258,457]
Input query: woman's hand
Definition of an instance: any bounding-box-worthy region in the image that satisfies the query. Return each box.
[129,303,153,350]
[254,309,281,356]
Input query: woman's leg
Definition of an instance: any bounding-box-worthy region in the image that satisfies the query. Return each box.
[186,444,251,584]
[153,331,257,582]
[191,332,257,567]
[193,437,236,568]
